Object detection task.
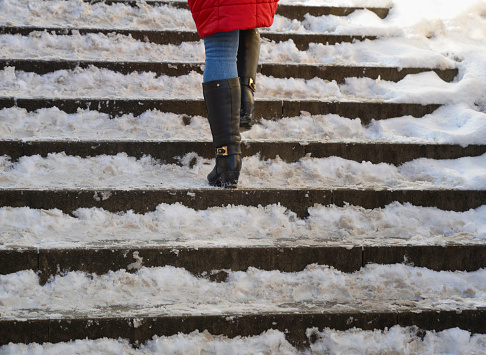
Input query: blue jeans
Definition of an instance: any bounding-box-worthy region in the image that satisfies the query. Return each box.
[203,30,240,83]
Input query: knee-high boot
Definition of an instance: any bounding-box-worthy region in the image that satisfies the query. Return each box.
[237,29,261,131]
[203,77,242,188]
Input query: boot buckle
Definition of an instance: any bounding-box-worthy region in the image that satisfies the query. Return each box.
[216,146,229,156]
[249,78,256,91]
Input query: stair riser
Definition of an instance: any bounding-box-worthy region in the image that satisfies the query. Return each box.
[2,141,484,165]
[1,189,484,218]
[2,246,486,285]
[1,311,484,348]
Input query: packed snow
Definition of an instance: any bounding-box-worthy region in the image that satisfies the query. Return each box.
[1,202,484,249]
[1,327,485,355]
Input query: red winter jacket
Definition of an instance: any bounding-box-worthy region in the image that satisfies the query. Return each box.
[188,0,279,37]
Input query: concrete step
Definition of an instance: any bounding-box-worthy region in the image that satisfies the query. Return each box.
[0,307,484,348]
[86,0,391,20]
[2,245,485,284]
[0,59,458,83]
[0,27,376,50]
[0,98,441,123]
[2,140,485,165]
[1,189,484,218]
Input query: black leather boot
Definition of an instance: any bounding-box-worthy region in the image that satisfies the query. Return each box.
[237,29,261,132]
[203,77,242,188]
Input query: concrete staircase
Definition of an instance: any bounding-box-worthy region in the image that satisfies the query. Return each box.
[0,0,485,350]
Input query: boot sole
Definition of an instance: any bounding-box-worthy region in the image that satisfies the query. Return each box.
[239,122,252,133]
[208,171,240,189]
[239,115,252,132]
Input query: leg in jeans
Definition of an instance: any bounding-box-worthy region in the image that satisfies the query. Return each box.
[202,31,242,188]
[203,30,239,82]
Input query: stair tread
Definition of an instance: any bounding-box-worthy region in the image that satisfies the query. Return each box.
[4,303,486,320]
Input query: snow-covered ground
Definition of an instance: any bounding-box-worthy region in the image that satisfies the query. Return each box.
[1,0,486,353]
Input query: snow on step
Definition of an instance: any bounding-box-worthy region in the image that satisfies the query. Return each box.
[1,202,484,249]
[1,326,485,355]
[0,153,484,190]
[0,66,469,104]
[1,264,485,319]
[1,106,484,147]
[0,32,455,70]
[0,27,373,51]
